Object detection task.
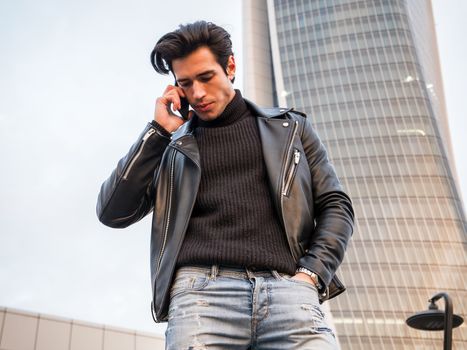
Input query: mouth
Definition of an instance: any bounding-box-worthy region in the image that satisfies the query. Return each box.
[195,102,214,113]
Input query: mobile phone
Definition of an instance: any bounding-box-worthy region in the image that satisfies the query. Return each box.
[174,81,190,121]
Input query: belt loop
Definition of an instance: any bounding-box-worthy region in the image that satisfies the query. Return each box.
[271,270,282,280]
[245,267,255,279]
[210,264,218,280]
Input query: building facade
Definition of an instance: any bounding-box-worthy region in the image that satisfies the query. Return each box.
[243,0,466,348]
[0,307,165,350]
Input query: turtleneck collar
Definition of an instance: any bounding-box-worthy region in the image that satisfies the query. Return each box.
[195,89,248,128]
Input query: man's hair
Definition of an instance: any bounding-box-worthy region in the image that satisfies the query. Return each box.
[150,21,234,82]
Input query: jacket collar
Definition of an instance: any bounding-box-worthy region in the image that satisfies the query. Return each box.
[171,96,293,141]
[171,120,193,141]
[169,96,298,199]
[244,98,292,119]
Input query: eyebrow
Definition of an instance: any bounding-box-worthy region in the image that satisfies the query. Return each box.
[176,70,216,84]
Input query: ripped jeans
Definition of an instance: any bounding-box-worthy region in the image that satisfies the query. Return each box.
[165,265,338,350]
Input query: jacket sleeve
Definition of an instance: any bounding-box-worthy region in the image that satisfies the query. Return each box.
[297,116,355,287]
[96,122,171,228]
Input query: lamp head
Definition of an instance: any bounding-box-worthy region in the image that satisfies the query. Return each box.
[406,299,464,331]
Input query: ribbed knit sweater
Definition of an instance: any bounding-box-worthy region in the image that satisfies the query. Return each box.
[176,90,296,275]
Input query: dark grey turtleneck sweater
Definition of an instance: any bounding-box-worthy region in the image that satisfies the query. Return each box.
[176,90,296,274]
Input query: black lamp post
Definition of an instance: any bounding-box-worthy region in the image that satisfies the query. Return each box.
[406,292,464,350]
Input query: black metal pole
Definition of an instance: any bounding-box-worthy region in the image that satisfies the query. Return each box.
[430,292,453,350]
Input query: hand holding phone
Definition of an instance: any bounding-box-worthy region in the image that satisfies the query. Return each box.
[153,84,193,132]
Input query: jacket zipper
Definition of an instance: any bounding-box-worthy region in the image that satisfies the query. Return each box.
[280,120,299,200]
[122,128,156,180]
[282,149,300,196]
[280,120,299,261]
[152,148,176,322]
[156,148,177,274]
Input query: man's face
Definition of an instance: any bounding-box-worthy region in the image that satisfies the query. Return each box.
[172,46,236,121]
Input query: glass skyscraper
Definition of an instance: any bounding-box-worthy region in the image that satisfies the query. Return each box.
[243,0,466,348]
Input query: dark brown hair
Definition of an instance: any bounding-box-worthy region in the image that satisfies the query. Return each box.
[150,21,234,82]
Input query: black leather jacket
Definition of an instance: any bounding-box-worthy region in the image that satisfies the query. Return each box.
[96,99,354,322]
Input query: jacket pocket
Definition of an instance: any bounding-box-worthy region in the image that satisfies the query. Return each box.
[282,149,301,197]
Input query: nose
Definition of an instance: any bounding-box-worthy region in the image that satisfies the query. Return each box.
[192,80,206,101]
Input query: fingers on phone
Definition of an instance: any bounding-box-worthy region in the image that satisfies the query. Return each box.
[173,98,180,112]
[176,86,186,98]
[163,88,181,111]
[161,85,190,118]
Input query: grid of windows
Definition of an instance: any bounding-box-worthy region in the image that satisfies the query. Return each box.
[270,0,466,348]
[0,307,165,350]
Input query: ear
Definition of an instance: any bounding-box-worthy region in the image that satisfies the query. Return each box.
[226,55,236,81]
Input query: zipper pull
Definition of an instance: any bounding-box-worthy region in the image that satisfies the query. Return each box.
[143,128,156,141]
[294,149,300,164]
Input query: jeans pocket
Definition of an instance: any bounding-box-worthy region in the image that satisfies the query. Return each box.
[170,272,210,300]
[281,274,318,291]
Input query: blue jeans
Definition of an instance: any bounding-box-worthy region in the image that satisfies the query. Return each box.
[165,265,337,349]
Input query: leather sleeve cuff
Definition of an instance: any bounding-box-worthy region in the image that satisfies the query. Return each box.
[150,120,172,139]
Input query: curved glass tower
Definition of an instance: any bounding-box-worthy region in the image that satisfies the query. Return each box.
[243,0,466,348]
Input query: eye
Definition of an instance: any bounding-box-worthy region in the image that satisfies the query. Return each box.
[178,81,192,88]
[199,74,213,82]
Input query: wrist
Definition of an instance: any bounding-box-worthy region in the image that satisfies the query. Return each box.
[296,267,322,290]
[150,120,173,138]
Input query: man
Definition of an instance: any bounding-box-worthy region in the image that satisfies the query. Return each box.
[97,21,354,349]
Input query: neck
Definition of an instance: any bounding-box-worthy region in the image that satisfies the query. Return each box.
[196,90,247,128]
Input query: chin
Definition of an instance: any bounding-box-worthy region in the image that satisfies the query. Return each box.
[198,110,220,121]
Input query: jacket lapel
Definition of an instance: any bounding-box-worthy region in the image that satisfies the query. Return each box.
[244,98,295,213]
[170,119,200,167]
[256,117,295,212]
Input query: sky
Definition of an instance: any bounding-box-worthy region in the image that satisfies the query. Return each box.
[0,0,465,336]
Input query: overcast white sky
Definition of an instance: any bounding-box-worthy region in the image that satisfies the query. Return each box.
[0,0,465,335]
